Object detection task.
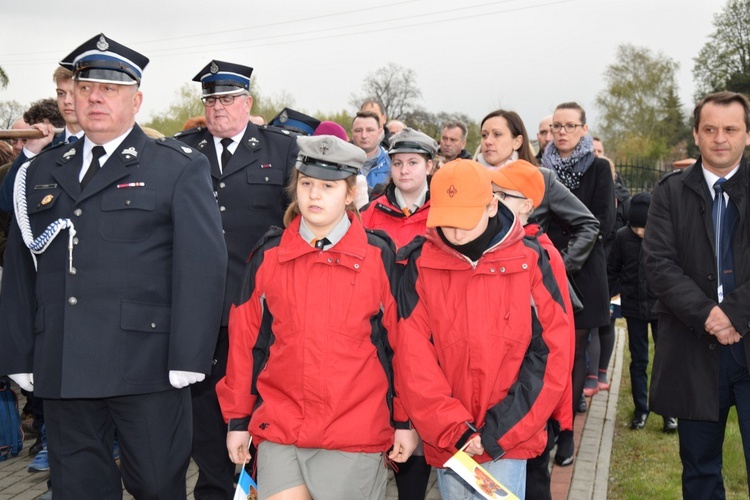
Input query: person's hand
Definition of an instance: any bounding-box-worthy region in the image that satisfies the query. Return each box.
[463,434,484,457]
[706,306,741,344]
[9,373,34,392]
[23,122,56,155]
[389,429,419,463]
[713,326,742,345]
[226,430,252,465]
[168,370,206,389]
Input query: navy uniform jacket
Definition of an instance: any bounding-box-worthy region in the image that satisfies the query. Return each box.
[175,123,298,325]
[0,125,227,399]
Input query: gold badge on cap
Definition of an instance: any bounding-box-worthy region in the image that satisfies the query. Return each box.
[41,194,54,205]
[210,61,219,74]
[96,35,109,51]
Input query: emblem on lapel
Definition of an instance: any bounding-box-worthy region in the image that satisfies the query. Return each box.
[120,146,138,160]
[248,137,260,151]
[198,139,208,149]
[62,148,77,161]
[41,194,54,205]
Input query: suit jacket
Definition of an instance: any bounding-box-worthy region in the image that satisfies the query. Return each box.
[175,123,298,325]
[644,157,750,420]
[0,125,227,399]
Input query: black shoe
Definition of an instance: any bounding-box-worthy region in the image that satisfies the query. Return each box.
[663,417,678,433]
[554,430,574,466]
[630,413,647,430]
[577,394,588,413]
[29,437,44,457]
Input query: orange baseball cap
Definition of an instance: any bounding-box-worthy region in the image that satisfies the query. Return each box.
[427,159,494,229]
[490,160,545,208]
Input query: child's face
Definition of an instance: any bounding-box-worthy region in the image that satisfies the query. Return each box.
[440,198,498,245]
[631,226,645,239]
[297,174,353,237]
[391,153,431,195]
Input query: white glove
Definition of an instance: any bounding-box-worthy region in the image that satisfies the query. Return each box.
[9,373,34,392]
[169,370,206,389]
[354,175,370,210]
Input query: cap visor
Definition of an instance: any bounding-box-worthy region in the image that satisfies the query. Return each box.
[297,163,355,181]
[426,205,484,229]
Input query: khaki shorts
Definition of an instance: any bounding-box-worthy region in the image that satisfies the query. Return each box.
[257,441,387,500]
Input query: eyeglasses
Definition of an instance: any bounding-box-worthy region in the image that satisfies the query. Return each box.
[201,94,246,107]
[495,191,527,201]
[550,123,584,133]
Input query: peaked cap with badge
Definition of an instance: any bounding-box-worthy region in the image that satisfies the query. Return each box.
[60,33,149,85]
[387,127,438,158]
[296,135,365,181]
[192,60,253,97]
[269,108,321,136]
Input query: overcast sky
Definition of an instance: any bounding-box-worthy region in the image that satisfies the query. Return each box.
[1,0,723,135]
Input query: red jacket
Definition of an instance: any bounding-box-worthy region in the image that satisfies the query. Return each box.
[216,213,402,453]
[360,184,430,249]
[394,206,571,466]
[525,223,575,431]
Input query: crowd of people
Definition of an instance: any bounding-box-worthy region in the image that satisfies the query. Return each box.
[1,32,749,500]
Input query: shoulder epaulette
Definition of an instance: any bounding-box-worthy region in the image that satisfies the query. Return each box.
[658,168,683,185]
[155,137,198,158]
[173,126,205,139]
[261,124,297,140]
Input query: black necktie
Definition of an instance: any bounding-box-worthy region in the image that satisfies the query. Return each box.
[713,178,727,293]
[220,138,233,171]
[81,146,106,189]
[312,237,331,250]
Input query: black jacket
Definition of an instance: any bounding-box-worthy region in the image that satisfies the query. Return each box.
[608,225,655,320]
[644,156,750,420]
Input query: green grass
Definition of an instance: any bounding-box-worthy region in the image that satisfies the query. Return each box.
[608,321,748,499]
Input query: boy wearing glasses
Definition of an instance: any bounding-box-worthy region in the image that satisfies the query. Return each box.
[394,159,571,498]
[175,60,299,499]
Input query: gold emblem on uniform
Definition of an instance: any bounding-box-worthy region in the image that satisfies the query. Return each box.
[96,35,109,51]
[210,61,219,74]
[41,194,54,205]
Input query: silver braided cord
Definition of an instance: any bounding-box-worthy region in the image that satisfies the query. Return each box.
[13,159,77,272]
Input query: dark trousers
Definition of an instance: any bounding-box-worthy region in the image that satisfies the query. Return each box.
[678,346,750,500]
[191,330,236,500]
[525,420,557,500]
[625,317,658,417]
[45,388,192,500]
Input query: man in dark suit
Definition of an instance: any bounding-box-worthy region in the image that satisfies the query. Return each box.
[644,91,750,499]
[0,33,227,499]
[174,59,298,500]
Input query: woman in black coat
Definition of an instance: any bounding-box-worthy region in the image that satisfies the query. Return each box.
[542,102,615,465]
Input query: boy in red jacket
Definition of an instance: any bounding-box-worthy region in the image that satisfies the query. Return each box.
[394,159,571,498]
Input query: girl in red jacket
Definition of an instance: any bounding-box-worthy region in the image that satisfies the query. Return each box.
[360,128,438,249]
[217,135,417,500]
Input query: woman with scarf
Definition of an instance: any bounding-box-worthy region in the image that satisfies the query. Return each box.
[542,102,615,467]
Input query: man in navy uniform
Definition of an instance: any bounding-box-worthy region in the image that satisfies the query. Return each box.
[175,60,298,500]
[0,34,227,499]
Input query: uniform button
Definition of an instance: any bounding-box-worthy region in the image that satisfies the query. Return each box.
[73,208,82,216]
[151,322,157,329]
[125,200,131,206]
[219,182,226,189]
[73,237,79,245]
[709,343,717,350]
[68,297,77,305]
[220,206,226,212]
[68,267,77,275]
[708,274,716,281]
[265,177,270,182]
